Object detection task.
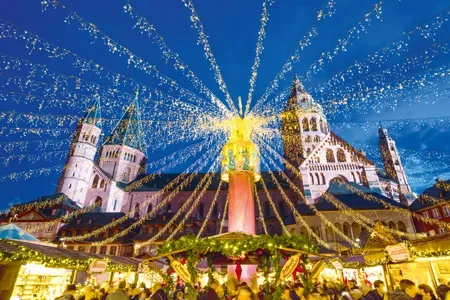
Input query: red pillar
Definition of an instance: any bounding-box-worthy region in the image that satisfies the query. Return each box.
[228,171,255,234]
[227,171,256,285]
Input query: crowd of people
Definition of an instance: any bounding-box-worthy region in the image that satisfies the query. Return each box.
[54,278,450,300]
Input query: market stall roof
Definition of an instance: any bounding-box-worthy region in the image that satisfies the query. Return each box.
[0,224,40,242]
[0,239,140,271]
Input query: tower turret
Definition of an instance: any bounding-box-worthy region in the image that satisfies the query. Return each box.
[378,124,412,203]
[57,97,102,205]
[98,94,147,183]
[281,75,329,169]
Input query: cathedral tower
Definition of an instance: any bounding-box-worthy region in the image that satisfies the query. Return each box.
[378,125,412,202]
[98,95,147,183]
[281,75,330,169]
[57,97,102,205]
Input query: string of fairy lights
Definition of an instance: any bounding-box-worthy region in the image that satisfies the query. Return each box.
[0,0,448,261]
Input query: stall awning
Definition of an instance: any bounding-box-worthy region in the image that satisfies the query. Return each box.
[0,239,140,272]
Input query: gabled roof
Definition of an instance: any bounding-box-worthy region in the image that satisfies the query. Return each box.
[410,179,450,211]
[104,97,147,155]
[284,181,406,225]
[286,75,323,113]
[83,97,102,128]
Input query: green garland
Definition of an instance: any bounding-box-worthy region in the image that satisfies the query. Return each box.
[0,240,136,272]
[157,234,316,300]
[158,234,317,257]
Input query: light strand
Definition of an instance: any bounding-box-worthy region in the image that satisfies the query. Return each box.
[197,180,223,238]
[259,177,290,236]
[219,192,229,235]
[245,0,274,116]
[181,0,237,113]
[254,180,268,235]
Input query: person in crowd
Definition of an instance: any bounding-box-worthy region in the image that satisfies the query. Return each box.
[56,284,77,300]
[79,286,94,300]
[391,279,418,300]
[175,291,184,300]
[105,281,129,300]
[363,280,386,300]
[319,293,331,300]
[351,289,364,300]
[360,285,371,297]
[436,285,450,300]
[289,283,306,300]
[150,283,168,300]
[200,280,221,300]
[129,283,141,300]
[140,289,152,300]
[98,288,107,300]
[235,285,257,300]
[418,284,437,300]
[348,280,359,291]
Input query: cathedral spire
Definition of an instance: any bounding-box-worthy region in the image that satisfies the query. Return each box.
[83,95,102,128]
[105,92,147,156]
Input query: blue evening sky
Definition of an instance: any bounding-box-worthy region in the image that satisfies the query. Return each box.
[0,0,449,208]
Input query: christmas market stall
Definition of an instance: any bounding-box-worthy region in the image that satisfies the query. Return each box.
[0,239,139,300]
[141,232,326,299]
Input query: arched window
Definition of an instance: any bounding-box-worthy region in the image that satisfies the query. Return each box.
[352,222,361,239]
[264,201,270,217]
[147,203,153,213]
[300,226,308,236]
[321,173,326,185]
[307,148,311,156]
[310,117,317,131]
[99,179,105,189]
[314,135,320,142]
[310,173,315,185]
[357,171,362,183]
[351,172,357,182]
[167,204,172,213]
[92,175,99,188]
[302,118,310,131]
[94,197,102,212]
[305,136,312,143]
[212,204,218,217]
[320,119,325,133]
[388,221,396,230]
[343,222,351,238]
[337,149,346,162]
[325,226,334,241]
[134,203,140,218]
[326,149,336,163]
[198,203,204,218]
[278,201,285,216]
[334,223,342,232]
[397,221,407,232]
[315,173,320,185]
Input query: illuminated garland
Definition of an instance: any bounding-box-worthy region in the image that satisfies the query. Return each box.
[0,139,70,153]
[0,150,67,166]
[251,0,337,114]
[219,192,229,235]
[64,144,223,242]
[7,193,66,215]
[318,41,450,103]
[0,18,217,115]
[340,181,450,231]
[245,0,274,115]
[180,0,237,113]
[260,158,333,249]
[197,180,223,238]
[259,177,291,236]
[254,181,268,235]
[149,162,219,244]
[436,180,450,191]
[157,234,316,258]
[167,167,218,240]
[0,240,135,272]
[0,164,64,182]
[259,147,359,248]
[312,7,450,96]
[28,200,101,234]
[123,0,229,115]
